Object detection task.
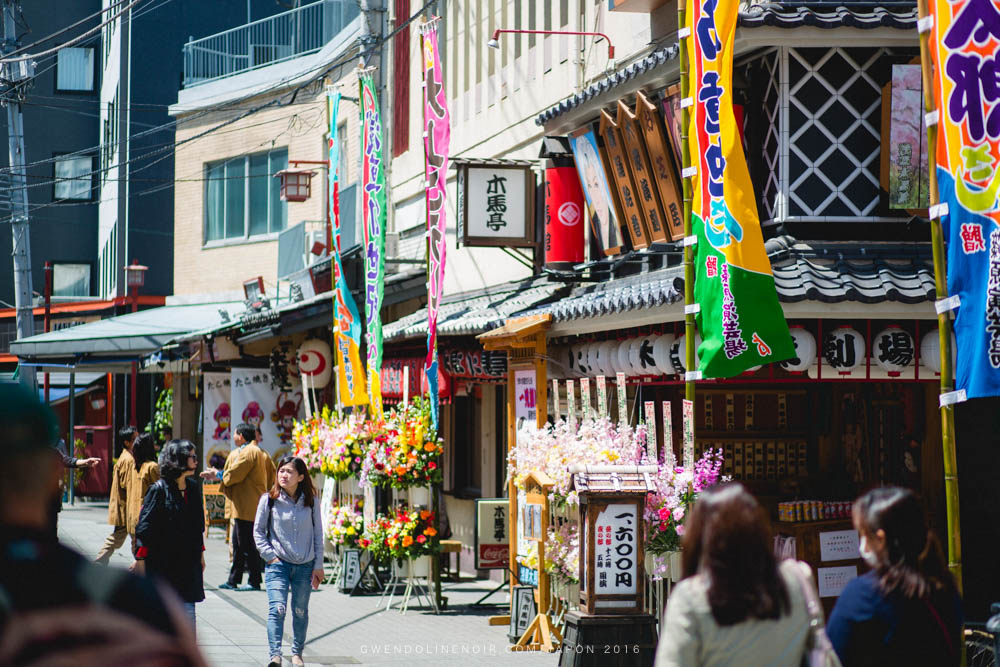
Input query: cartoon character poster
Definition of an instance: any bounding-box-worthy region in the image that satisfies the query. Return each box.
[202,372,232,468]
[231,368,303,462]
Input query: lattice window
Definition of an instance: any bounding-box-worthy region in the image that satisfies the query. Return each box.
[739,50,781,224]
[784,47,911,220]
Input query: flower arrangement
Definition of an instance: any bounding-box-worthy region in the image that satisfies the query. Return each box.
[507,417,649,506]
[362,397,443,489]
[545,521,580,584]
[326,500,365,549]
[293,408,372,480]
[359,506,439,562]
[645,449,725,560]
[292,410,326,475]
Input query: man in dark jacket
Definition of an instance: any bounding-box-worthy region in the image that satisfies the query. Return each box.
[0,383,206,666]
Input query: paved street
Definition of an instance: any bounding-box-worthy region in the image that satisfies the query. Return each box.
[58,502,553,667]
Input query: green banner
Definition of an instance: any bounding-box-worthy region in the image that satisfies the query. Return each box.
[360,72,386,417]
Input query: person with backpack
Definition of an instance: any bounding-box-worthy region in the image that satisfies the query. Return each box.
[655,483,818,666]
[253,456,323,667]
[826,487,962,667]
[134,440,206,633]
[0,384,207,667]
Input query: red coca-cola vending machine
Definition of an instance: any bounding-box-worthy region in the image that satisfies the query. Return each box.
[544,157,585,270]
[74,425,112,497]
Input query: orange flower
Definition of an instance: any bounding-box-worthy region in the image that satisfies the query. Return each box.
[424,442,436,452]
[395,465,408,476]
[423,527,437,537]
[419,510,431,520]
[402,535,414,547]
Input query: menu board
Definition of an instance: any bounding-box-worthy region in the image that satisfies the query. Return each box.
[819,529,860,562]
[817,565,857,598]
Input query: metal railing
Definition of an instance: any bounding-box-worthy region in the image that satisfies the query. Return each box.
[182,0,360,88]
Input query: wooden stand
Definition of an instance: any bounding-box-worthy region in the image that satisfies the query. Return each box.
[517,608,563,653]
[558,611,657,667]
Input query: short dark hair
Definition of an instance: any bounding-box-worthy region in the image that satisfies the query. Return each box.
[132,432,156,468]
[234,423,256,444]
[119,426,137,445]
[681,483,790,626]
[158,439,195,481]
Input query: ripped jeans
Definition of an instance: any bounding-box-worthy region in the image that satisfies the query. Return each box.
[264,560,313,657]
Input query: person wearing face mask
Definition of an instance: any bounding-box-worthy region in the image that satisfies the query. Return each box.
[826,487,962,667]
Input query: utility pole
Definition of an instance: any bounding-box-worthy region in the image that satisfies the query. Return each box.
[1,0,36,391]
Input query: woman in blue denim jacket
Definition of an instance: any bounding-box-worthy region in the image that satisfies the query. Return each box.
[253,456,324,667]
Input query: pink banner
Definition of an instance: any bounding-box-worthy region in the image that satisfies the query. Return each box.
[421,20,450,430]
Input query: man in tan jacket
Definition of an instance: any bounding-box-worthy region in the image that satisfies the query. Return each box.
[201,422,275,590]
[95,426,138,564]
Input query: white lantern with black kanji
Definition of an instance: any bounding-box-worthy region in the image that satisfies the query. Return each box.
[670,333,703,374]
[780,328,817,373]
[823,327,865,373]
[920,330,957,375]
[630,336,659,375]
[652,334,676,375]
[570,465,656,615]
[873,327,915,375]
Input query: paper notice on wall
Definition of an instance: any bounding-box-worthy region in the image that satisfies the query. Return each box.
[819,530,860,562]
[817,565,857,597]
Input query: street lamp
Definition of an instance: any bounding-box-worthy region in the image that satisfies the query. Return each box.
[487,28,615,60]
[123,260,148,427]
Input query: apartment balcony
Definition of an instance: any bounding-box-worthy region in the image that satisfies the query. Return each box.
[182,0,360,88]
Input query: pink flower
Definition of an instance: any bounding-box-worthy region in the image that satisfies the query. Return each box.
[676,524,685,536]
[672,507,685,522]
[658,507,672,523]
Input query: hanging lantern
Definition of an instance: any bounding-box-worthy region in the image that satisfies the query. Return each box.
[616,340,634,377]
[873,327,915,375]
[670,333,702,374]
[823,327,865,373]
[920,330,957,375]
[779,328,817,373]
[599,341,619,376]
[570,344,589,376]
[275,169,315,202]
[652,334,676,375]
[585,343,602,377]
[297,339,332,388]
[630,336,659,375]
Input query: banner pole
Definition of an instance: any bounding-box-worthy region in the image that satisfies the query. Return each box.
[916,0,962,592]
[678,0,696,415]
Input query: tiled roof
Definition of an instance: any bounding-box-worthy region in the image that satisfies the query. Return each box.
[382,278,570,342]
[535,5,916,126]
[531,267,684,321]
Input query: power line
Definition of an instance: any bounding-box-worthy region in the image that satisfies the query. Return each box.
[0,0,127,59]
[1,0,145,63]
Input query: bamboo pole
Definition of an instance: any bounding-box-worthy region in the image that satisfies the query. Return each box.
[915,0,962,592]
[679,0,696,410]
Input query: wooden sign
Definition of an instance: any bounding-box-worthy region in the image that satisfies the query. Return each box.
[566,379,576,425]
[644,401,657,461]
[618,100,669,243]
[580,378,592,419]
[616,372,627,425]
[662,400,675,467]
[636,91,685,241]
[552,378,560,420]
[599,109,652,249]
[596,375,608,417]
[683,398,695,469]
[338,549,362,592]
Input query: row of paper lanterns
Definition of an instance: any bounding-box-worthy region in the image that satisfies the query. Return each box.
[554,327,955,378]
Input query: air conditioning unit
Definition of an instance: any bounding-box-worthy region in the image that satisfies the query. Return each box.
[305,229,326,266]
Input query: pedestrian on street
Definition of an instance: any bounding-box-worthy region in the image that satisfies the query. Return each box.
[134,440,206,633]
[128,432,161,567]
[654,483,813,667]
[49,437,100,537]
[253,456,324,667]
[96,425,138,564]
[201,422,276,590]
[826,487,962,667]
[0,384,207,667]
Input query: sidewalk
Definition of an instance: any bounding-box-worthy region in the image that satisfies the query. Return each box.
[58,502,554,667]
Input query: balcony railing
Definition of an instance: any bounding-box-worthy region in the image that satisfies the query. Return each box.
[182,0,360,88]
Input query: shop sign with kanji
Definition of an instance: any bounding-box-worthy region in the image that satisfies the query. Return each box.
[474,498,510,569]
[594,503,638,596]
[457,161,536,247]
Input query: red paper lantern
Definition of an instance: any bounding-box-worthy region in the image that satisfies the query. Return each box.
[544,165,585,268]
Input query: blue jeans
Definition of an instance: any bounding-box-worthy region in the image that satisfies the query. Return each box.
[182,602,196,635]
[265,560,313,657]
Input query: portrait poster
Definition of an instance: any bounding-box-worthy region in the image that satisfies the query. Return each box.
[569,126,624,256]
[230,368,303,462]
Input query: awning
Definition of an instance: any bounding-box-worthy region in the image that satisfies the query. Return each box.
[9,302,246,371]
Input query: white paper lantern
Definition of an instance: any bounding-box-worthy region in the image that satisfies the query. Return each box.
[297,339,332,388]
[919,330,957,374]
[626,338,645,376]
[779,328,817,373]
[632,336,659,375]
[583,342,600,376]
[823,327,865,372]
[670,333,702,374]
[600,341,619,375]
[564,345,581,377]
[617,340,634,377]
[652,334,676,375]
[873,327,915,374]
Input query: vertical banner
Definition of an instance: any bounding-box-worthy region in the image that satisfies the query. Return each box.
[644,401,657,462]
[580,378,592,420]
[596,375,608,417]
[616,372,627,425]
[682,398,695,468]
[231,368,303,461]
[929,0,1000,398]
[552,378,560,420]
[662,400,675,467]
[359,72,387,417]
[420,20,451,427]
[566,379,576,425]
[684,0,794,377]
[328,90,369,408]
[514,368,538,425]
[202,372,232,468]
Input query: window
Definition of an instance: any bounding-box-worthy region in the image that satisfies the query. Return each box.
[204,149,288,243]
[54,155,94,201]
[56,47,95,92]
[53,264,91,297]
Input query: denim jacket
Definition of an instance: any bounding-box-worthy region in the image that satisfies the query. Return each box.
[252,490,323,570]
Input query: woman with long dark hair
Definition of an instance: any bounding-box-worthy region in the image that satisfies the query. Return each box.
[253,456,323,667]
[134,440,205,633]
[826,487,962,666]
[128,433,160,542]
[655,484,813,666]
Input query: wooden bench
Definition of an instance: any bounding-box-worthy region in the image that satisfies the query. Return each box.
[440,540,462,580]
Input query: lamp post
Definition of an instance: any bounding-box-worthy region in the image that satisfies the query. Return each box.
[486,28,615,60]
[43,261,52,404]
[124,260,148,426]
